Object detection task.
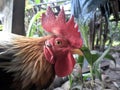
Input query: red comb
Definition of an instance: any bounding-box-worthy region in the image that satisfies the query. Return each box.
[41,7,82,48]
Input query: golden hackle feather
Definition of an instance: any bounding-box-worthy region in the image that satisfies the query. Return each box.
[0,33,55,89]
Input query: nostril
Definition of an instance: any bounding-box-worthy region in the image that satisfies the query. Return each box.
[47,44,51,47]
[45,41,51,47]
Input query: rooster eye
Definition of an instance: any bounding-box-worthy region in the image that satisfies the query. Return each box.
[55,40,62,45]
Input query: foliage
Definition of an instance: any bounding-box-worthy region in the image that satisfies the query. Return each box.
[26,10,46,37]
[35,0,41,4]
[25,0,70,37]
[70,1,119,88]
[109,21,120,44]
[70,44,116,89]
[0,25,3,31]
[71,0,120,50]
[78,21,89,48]
[25,0,33,10]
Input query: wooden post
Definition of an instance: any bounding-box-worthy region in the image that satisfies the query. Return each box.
[2,0,25,36]
[12,0,26,35]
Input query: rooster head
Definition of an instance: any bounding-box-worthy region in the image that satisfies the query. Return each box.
[42,7,83,77]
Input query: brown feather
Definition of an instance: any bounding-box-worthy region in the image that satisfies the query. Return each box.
[0,34,55,89]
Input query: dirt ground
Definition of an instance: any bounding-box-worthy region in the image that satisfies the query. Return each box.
[102,46,120,90]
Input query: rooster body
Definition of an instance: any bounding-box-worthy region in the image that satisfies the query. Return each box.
[0,7,82,90]
[0,32,55,89]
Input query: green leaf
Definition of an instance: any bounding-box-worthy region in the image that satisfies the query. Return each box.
[105,54,116,66]
[95,44,111,64]
[78,23,89,47]
[81,47,93,65]
[91,53,100,64]
[83,73,91,81]
[68,75,73,87]
[94,44,112,76]
[77,55,84,68]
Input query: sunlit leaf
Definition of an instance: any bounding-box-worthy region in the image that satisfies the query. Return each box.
[0,25,3,31]
[25,0,33,10]
[35,0,40,4]
[83,73,91,81]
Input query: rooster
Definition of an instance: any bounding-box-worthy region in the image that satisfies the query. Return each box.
[0,7,83,90]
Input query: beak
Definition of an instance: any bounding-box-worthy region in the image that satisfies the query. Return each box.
[71,49,83,56]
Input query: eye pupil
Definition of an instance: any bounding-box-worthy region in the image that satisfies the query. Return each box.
[57,41,60,44]
[56,40,62,45]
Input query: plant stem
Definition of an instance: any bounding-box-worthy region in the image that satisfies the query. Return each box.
[68,75,73,88]
[90,65,94,88]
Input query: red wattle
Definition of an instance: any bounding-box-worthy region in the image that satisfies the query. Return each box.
[55,52,75,77]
